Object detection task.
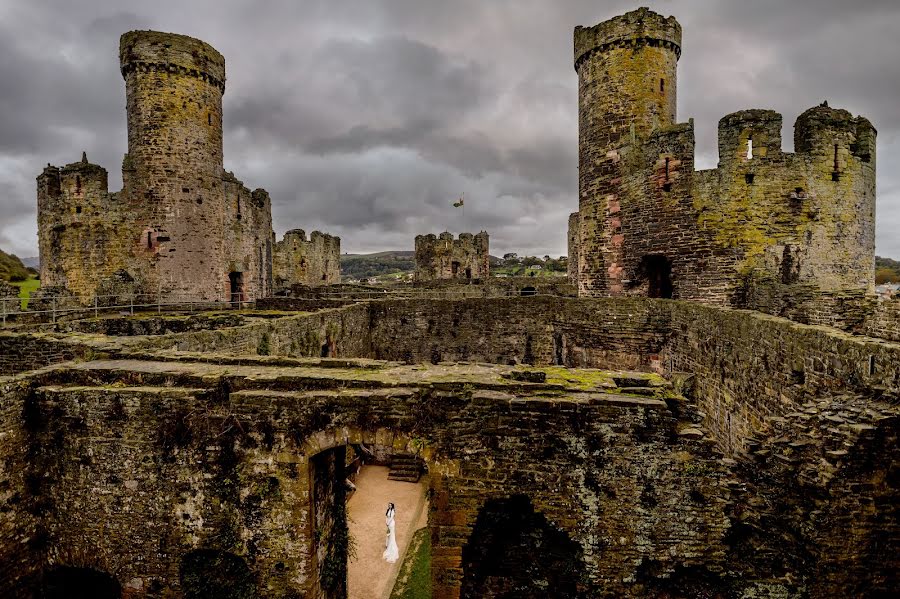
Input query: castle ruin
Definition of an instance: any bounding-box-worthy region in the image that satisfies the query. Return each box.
[36,31,339,304]
[273,229,341,289]
[414,232,490,282]
[3,9,897,599]
[570,8,876,315]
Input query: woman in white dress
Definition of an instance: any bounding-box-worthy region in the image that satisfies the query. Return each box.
[383,502,399,563]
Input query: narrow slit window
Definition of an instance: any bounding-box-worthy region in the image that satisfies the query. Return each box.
[147,232,153,248]
[75,175,81,193]
[833,143,839,171]
[660,78,665,93]
[208,113,212,126]
[75,206,82,214]
[746,136,753,160]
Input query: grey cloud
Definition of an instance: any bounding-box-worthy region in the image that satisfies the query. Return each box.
[0,0,898,260]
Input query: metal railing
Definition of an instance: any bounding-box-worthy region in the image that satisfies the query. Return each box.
[1,286,568,326]
[0,292,254,326]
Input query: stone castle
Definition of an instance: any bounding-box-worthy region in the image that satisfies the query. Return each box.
[37,31,337,303]
[569,8,876,317]
[414,232,490,282]
[2,9,897,599]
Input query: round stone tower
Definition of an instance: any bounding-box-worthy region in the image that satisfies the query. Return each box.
[574,8,681,295]
[119,30,227,299]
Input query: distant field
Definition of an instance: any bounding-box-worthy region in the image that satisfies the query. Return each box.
[9,276,39,309]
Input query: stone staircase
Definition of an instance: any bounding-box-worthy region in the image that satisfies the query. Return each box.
[387,453,423,483]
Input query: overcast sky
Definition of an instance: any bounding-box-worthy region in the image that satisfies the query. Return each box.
[0,0,898,259]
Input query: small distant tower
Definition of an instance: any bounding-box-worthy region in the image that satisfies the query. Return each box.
[574,8,682,296]
[119,30,227,299]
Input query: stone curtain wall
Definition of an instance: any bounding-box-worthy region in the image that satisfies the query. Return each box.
[367,297,667,370]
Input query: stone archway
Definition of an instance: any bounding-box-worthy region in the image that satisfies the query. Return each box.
[460,494,587,599]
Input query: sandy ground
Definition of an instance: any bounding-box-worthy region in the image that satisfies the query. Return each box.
[347,466,427,599]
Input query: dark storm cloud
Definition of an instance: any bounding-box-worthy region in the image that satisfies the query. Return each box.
[0,0,898,259]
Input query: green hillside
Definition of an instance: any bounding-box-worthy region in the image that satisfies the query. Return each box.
[0,249,30,282]
[876,256,900,283]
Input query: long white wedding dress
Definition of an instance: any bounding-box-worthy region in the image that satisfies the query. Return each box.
[383,506,400,563]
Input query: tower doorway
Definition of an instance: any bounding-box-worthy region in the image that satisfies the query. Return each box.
[228,271,244,305]
[639,255,673,299]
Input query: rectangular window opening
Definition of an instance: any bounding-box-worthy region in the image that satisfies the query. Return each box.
[746,136,753,160]
[745,173,755,185]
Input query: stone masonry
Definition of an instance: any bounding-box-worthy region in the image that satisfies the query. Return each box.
[273,229,341,289]
[37,32,277,303]
[414,232,489,282]
[571,8,876,314]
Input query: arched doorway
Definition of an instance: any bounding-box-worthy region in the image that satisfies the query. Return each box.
[460,495,586,598]
[41,565,121,599]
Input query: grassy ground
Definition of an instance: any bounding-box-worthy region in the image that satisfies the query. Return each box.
[8,275,39,309]
[389,527,431,599]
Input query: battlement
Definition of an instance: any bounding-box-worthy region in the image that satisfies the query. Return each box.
[574,7,681,71]
[717,109,783,165]
[119,30,225,91]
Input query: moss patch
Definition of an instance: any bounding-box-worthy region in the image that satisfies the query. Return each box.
[389,527,431,599]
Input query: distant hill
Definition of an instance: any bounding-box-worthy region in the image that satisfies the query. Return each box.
[20,256,39,269]
[0,249,31,282]
[341,251,416,280]
[876,256,900,284]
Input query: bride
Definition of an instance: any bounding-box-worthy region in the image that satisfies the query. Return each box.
[383,502,399,563]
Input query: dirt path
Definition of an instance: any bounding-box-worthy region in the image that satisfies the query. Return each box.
[347,466,427,599]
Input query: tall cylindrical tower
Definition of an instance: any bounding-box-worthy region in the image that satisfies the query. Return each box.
[119,30,227,299]
[575,8,681,295]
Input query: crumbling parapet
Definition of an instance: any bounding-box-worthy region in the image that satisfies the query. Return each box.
[414,231,489,282]
[273,229,341,289]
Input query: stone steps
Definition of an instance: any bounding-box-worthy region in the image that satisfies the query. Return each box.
[388,453,423,483]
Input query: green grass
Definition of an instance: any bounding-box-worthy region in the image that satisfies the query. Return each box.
[9,275,39,309]
[389,527,431,599]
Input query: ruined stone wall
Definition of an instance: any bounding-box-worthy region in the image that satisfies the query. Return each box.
[132,304,371,359]
[572,9,877,319]
[224,176,274,300]
[862,298,900,342]
[0,382,41,599]
[273,229,341,290]
[2,363,730,598]
[414,232,489,282]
